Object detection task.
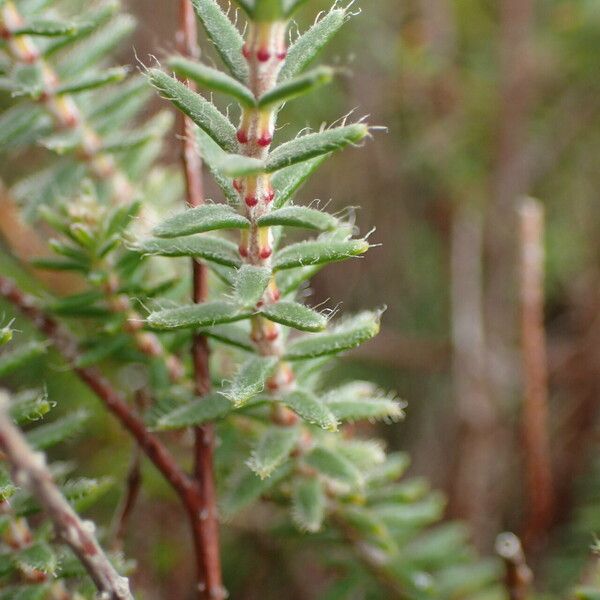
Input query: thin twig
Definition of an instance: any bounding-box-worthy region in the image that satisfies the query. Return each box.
[177,1,224,598]
[0,390,133,600]
[495,532,533,600]
[518,199,554,544]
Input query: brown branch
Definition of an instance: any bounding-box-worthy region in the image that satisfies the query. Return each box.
[518,199,554,544]
[495,532,533,600]
[0,391,133,599]
[177,2,224,598]
[0,275,195,506]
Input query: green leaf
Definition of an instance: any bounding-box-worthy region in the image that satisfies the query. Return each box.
[15,542,57,576]
[337,440,386,470]
[0,342,46,377]
[168,56,255,107]
[260,301,327,332]
[46,290,108,317]
[196,128,264,177]
[221,356,278,407]
[267,124,369,172]
[136,235,241,267]
[9,390,53,425]
[339,507,396,553]
[147,302,252,331]
[292,477,325,533]
[203,323,254,352]
[285,311,381,360]
[375,495,445,529]
[154,393,232,430]
[11,64,45,98]
[0,469,17,502]
[12,18,82,37]
[366,452,411,485]
[276,265,323,295]
[55,67,127,95]
[272,157,327,208]
[283,389,338,431]
[44,3,119,57]
[221,463,291,517]
[26,410,89,450]
[323,382,405,423]
[282,0,309,17]
[30,257,88,272]
[76,335,129,367]
[233,265,271,308]
[368,479,430,505]
[148,69,237,151]
[257,206,337,231]
[273,238,369,271]
[304,446,363,488]
[280,8,349,80]
[61,477,113,512]
[191,0,248,82]
[259,66,333,108]
[153,204,249,238]
[247,426,300,479]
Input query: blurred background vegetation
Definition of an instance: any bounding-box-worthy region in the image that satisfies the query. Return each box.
[2,0,600,597]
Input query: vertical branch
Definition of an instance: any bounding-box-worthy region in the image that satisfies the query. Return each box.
[495,532,533,600]
[518,199,554,544]
[0,392,133,600]
[177,2,223,598]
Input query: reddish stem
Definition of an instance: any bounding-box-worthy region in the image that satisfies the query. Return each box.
[177,1,224,598]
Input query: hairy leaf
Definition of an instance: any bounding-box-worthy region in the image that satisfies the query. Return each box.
[233,265,272,308]
[273,238,369,271]
[285,311,381,360]
[0,342,47,377]
[292,477,325,533]
[153,204,249,238]
[147,302,252,331]
[267,124,368,172]
[191,0,248,82]
[259,67,333,108]
[9,390,53,425]
[154,393,232,430]
[260,301,327,332]
[169,56,255,107]
[304,446,363,488]
[221,463,291,517]
[247,426,300,479]
[55,67,127,95]
[257,206,337,231]
[136,235,241,267]
[283,389,338,431]
[148,69,237,151]
[15,542,57,576]
[323,382,405,423]
[280,8,349,80]
[221,356,278,407]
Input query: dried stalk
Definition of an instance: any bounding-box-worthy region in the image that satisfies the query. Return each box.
[0,391,133,600]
